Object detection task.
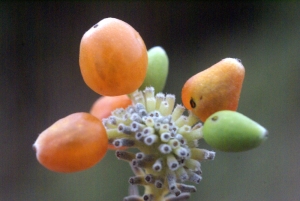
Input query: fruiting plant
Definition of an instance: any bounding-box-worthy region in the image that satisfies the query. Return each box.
[33,17,268,201]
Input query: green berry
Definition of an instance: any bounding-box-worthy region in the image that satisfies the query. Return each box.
[139,46,169,92]
[203,110,268,152]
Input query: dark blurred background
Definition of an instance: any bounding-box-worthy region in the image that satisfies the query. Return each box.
[1,2,300,201]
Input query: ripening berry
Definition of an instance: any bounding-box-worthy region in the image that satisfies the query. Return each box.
[79,18,148,96]
[139,46,169,93]
[203,110,268,152]
[33,113,108,173]
[181,58,245,122]
[90,95,131,150]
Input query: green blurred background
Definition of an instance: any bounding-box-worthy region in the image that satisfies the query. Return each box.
[1,2,299,201]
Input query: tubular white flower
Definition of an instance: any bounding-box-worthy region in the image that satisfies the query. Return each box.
[103,87,215,200]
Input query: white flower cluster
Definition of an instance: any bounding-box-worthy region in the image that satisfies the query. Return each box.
[103,87,215,201]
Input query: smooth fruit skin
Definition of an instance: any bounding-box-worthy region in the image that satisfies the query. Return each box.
[90,95,131,150]
[203,110,268,152]
[181,58,245,122]
[33,113,108,173]
[79,18,148,96]
[139,46,169,92]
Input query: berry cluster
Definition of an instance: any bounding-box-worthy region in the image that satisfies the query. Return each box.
[33,17,268,201]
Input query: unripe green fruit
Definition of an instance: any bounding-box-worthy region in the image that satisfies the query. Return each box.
[203,110,268,152]
[139,46,169,92]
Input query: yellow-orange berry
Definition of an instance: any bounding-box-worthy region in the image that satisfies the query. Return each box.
[33,113,108,173]
[90,95,132,150]
[181,58,245,122]
[79,18,148,96]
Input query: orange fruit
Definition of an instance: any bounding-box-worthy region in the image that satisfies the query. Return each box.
[90,95,132,150]
[181,58,245,122]
[90,95,132,121]
[33,113,108,173]
[79,18,148,96]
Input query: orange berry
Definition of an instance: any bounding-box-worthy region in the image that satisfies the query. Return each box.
[90,95,132,150]
[79,18,148,96]
[33,113,108,173]
[90,95,132,121]
[181,58,245,122]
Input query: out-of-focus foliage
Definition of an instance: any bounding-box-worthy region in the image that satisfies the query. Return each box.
[1,2,299,201]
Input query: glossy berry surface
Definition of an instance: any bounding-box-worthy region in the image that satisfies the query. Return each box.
[181,58,245,122]
[33,113,108,173]
[79,18,148,96]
